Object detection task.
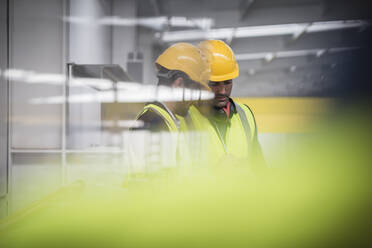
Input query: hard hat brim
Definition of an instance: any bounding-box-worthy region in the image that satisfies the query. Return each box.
[209,67,239,82]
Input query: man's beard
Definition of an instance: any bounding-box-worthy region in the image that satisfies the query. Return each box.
[213,94,229,109]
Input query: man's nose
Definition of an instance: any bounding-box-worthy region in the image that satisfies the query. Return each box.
[215,84,227,95]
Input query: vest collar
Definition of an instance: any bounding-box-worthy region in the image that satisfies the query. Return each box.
[149,101,180,128]
[211,98,237,121]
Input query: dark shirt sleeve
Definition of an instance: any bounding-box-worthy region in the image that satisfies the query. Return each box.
[132,109,169,132]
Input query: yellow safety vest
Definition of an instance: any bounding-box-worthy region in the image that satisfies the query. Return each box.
[136,103,189,132]
[187,102,257,166]
[136,103,194,168]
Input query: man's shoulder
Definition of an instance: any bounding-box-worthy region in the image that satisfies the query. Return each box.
[231,99,255,117]
[135,108,169,132]
[138,108,163,122]
[232,100,258,132]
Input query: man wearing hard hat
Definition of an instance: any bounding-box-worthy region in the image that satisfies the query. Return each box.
[126,43,210,173]
[134,42,209,132]
[189,40,265,170]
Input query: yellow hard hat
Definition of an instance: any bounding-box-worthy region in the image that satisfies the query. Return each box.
[155,42,210,89]
[198,40,239,82]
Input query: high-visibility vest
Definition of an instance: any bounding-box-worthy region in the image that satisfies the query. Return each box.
[136,103,189,132]
[187,102,258,166]
[135,103,193,168]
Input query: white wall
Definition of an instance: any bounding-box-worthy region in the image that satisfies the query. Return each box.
[10,0,64,149]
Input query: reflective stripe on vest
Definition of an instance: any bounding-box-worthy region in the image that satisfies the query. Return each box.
[137,104,179,132]
[235,104,252,148]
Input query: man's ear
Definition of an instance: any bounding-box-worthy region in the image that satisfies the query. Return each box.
[172,77,184,88]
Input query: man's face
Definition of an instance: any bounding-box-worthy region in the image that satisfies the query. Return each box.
[208,80,233,108]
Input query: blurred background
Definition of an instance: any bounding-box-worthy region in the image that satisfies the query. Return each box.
[0,0,371,218]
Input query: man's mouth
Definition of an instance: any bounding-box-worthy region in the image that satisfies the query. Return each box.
[216,95,227,101]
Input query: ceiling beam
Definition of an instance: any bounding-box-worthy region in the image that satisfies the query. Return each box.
[150,0,161,16]
[240,0,255,21]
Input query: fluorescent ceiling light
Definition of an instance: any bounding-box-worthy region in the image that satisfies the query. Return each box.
[65,16,214,31]
[275,49,320,58]
[235,52,268,60]
[328,47,359,53]
[235,47,359,61]
[169,16,214,30]
[159,19,370,42]
[235,24,303,38]
[307,20,366,32]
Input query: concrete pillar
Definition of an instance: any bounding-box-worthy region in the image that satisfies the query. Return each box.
[112,0,136,71]
[67,0,113,149]
[138,28,157,84]
[69,0,112,64]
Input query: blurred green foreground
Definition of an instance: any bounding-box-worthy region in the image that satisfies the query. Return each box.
[0,107,371,248]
